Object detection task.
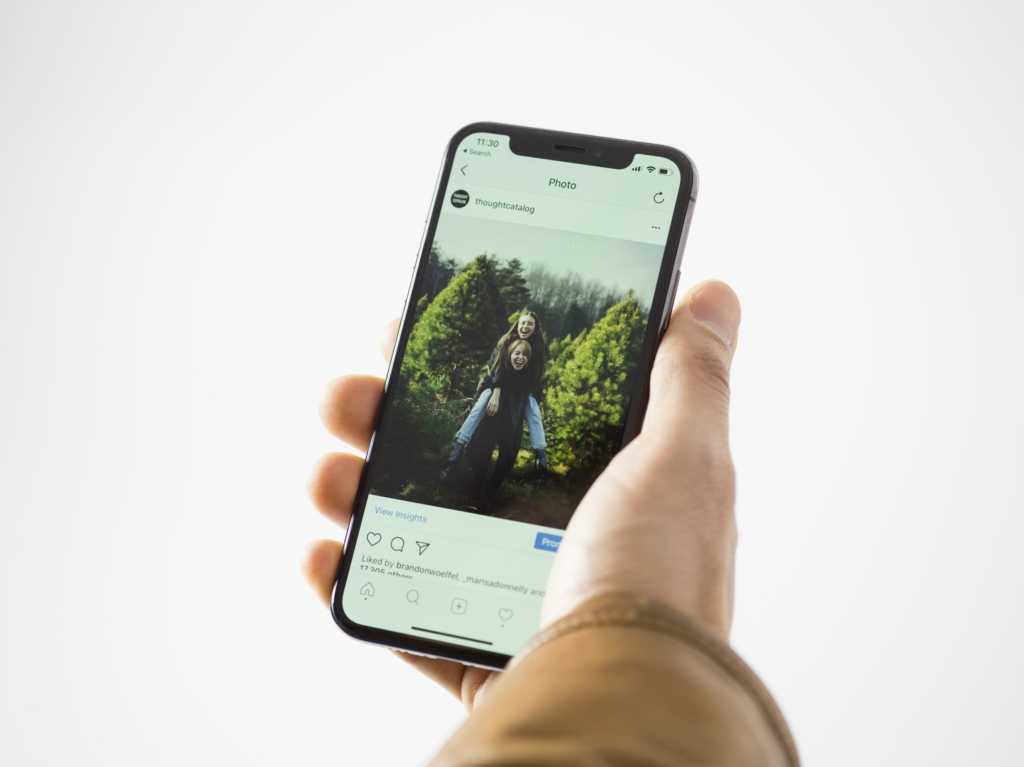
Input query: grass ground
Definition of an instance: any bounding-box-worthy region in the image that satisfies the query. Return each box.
[372,446,591,530]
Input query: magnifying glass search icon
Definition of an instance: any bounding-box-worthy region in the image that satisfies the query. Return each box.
[406,590,419,604]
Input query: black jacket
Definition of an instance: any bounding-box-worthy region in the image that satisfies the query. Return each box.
[465,365,533,500]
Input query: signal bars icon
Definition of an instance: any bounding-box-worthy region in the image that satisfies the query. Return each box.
[632,165,674,175]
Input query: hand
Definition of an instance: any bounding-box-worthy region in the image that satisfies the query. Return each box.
[302,280,741,711]
[542,280,740,635]
[485,388,500,416]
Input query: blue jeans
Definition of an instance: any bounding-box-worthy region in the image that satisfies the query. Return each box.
[456,389,547,450]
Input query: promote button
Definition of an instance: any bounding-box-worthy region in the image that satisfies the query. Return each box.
[534,532,563,552]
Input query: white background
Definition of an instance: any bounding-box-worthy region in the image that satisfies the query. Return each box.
[1,2,1021,765]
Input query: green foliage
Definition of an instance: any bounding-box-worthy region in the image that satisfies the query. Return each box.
[507,306,527,327]
[546,333,566,364]
[495,258,531,312]
[403,255,509,399]
[546,331,584,379]
[545,292,646,468]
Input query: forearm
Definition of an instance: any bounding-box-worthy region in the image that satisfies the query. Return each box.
[429,596,798,767]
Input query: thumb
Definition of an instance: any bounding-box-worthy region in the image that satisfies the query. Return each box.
[645,280,741,449]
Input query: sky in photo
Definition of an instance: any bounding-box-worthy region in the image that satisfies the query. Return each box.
[433,214,665,306]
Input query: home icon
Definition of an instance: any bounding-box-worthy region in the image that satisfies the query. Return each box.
[360,583,375,597]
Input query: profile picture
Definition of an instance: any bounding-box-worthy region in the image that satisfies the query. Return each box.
[368,215,665,529]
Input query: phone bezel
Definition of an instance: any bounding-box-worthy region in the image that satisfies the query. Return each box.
[331,122,697,670]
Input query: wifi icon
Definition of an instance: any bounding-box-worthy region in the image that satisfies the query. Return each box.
[646,166,656,173]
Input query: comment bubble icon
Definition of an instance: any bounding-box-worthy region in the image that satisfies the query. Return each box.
[391,536,405,552]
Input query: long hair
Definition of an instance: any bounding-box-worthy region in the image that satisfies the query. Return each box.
[492,311,546,377]
[498,338,542,390]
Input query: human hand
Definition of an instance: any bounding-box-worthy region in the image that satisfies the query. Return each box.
[301,280,741,711]
[485,389,500,416]
[542,280,741,636]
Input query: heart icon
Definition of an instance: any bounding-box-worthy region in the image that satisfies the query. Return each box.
[366,532,381,546]
[498,608,513,621]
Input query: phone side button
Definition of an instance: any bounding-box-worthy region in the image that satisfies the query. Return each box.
[662,269,681,332]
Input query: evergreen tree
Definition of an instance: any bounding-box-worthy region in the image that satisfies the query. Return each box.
[424,242,460,301]
[546,333,567,365]
[544,293,647,468]
[496,258,531,312]
[546,332,583,378]
[403,255,509,399]
[562,300,590,339]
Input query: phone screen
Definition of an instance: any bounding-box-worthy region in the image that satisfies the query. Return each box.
[340,130,684,658]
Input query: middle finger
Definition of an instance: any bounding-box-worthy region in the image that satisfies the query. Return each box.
[318,374,385,452]
[307,451,364,529]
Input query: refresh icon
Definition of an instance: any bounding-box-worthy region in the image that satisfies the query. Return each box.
[653,191,665,204]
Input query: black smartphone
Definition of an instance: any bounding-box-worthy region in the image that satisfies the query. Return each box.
[332,123,697,669]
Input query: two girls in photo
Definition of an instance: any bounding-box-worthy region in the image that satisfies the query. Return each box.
[441,312,548,511]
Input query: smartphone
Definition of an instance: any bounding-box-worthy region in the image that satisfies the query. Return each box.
[332,123,697,669]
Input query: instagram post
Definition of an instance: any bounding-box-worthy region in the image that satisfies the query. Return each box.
[367,214,664,529]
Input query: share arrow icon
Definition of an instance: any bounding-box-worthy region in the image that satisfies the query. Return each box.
[415,541,430,555]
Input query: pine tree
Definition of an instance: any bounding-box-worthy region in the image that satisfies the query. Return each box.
[562,300,590,339]
[496,258,531,312]
[544,293,647,468]
[546,333,568,366]
[403,255,509,399]
[546,332,583,378]
[424,243,459,301]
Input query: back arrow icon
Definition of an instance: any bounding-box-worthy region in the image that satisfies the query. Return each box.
[460,165,468,175]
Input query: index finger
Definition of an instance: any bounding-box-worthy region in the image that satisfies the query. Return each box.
[318,375,384,452]
[380,317,400,362]
[319,319,399,453]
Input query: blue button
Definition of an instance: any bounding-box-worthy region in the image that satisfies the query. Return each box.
[534,532,563,552]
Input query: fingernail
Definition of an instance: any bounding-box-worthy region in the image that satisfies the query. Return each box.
[689,281,741,346]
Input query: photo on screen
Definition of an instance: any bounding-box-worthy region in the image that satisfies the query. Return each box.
[368,214,665,530]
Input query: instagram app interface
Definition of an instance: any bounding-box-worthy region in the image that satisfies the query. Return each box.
[342,132,682,656]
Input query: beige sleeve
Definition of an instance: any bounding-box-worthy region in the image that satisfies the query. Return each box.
[429,596,799,767]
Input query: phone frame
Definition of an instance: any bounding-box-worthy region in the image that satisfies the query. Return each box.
[331,122,698,669]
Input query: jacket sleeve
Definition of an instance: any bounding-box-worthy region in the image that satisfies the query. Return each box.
[429,595,799,767]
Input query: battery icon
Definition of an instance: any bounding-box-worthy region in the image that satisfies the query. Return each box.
[658,168,674,176]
